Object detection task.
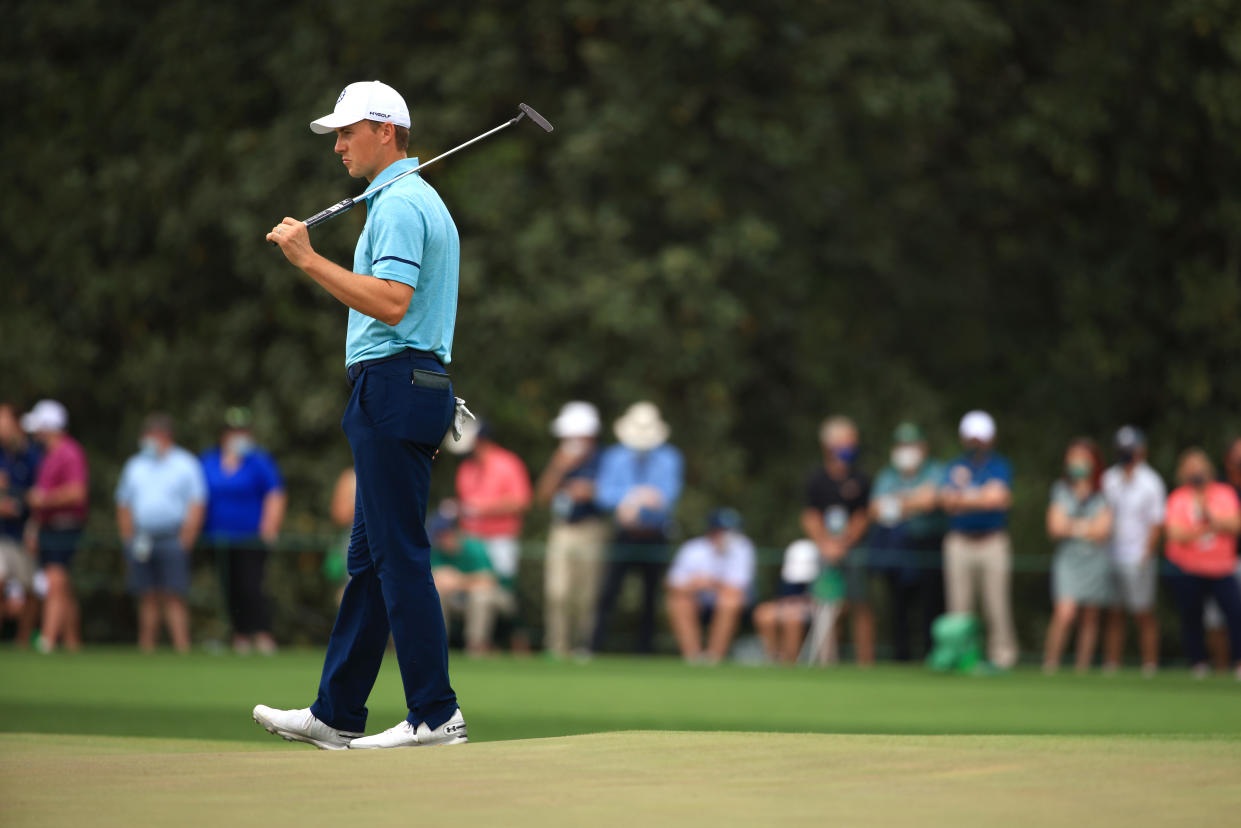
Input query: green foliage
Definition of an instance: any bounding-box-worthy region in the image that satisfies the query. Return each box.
[4,0,1241,553]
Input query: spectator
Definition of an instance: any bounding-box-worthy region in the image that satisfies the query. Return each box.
[451,418,532,652]
[753,539,820,663]
[1042,439,1114,673]
[1164,448,1241,679]
[665,509,755,664]
[592,402,683,654]
[1101,426,1165,675]
[427,502,498,656]
[0,403,40,646]
[801,415,873,665]
[1205,437,1241,671]
[535,402,607,659]
[867,422,946,661]
[22,400,87,653]
[323,467,356,602]
[115,413,206,653]
[939,410,1018,669]
[200,407,287,655]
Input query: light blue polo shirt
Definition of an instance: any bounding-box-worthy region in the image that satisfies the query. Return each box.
[115,446,208,535]
[346,157,460,366]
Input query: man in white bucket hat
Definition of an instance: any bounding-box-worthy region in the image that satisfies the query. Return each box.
[590,402,683,654]
[534,402,608,658]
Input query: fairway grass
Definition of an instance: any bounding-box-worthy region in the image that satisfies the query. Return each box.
[2,730,1239,827]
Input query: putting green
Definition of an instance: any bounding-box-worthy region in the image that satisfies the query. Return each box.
[2,731,1239,827]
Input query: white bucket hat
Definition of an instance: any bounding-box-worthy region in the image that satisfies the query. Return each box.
[959,410,996,443]
[613,402,669,452]
[310,80,411,134]
[551,401,600,439]
[20,399,68,434]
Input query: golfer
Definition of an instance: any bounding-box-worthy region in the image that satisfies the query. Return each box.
[254,80,466,749]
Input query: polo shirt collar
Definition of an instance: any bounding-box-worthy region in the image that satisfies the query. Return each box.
[370,156,420,191]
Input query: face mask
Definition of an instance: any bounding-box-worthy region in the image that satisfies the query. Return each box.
[831,445,859,465]
[1066,463,1092,481]
[226,434,255,457]
[1116,448,1135,464]
[892,446,923,472]
[1186,473,1208,488]
[964,439,986,455]
[139,436,161,458]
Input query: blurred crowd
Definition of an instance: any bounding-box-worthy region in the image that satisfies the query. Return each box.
[3,395,1241,679]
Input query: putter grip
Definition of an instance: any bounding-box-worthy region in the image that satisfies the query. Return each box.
[304,198,355,228]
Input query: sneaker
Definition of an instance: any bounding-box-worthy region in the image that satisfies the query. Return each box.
[348,708,468,749]
[252,705,361,750]
[1190,663,1210,680]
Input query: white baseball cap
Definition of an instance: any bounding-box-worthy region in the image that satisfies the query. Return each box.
[959,410,996,443]
[310,81,411,134]
[20,399,68,433]
[551,401,600,439]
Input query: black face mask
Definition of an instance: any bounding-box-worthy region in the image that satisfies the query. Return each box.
[1116,449,1135,464]
[1186,473,1209,488]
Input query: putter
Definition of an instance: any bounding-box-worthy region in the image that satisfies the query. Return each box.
[274,103,553,240]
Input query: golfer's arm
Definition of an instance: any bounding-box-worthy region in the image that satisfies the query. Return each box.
[299,254,413,326]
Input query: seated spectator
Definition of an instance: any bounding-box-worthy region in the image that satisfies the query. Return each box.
[1164,448,1241,679]
[665,509,755,664]
[23,399,88,653]
[0,402,40,646]
[800,415,872,664]
[200,407,286,655]
[867,422,946,661]
[1042,439,1114,673]
[940,410,1018,669]
[115,413,206,653]
[427,502,500,657]
[1101,426,1165,676]
[535,402,607,659]
[753,539,819,664]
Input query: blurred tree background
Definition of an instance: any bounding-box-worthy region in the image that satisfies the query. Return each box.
[4,0,1241,643]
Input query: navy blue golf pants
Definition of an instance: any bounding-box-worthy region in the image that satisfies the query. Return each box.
[310,351,458,732]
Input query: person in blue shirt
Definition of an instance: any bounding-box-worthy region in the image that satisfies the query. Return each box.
[259,80,466,750]
[0,402,42,644]
[200,407,287,655]
[590,402,684,654]
[939,410,1018,669]
[115,413,207,653]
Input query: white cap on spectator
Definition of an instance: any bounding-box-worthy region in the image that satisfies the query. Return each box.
[20,399,68,434]
[781,539,820,585]
[959,410,996,443]
[310,81,411,134]
[551,401,600,439]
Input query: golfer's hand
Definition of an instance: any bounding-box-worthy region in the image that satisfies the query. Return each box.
[267,218,313,267]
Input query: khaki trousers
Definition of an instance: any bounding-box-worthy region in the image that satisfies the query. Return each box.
[543,519,608,655]
[944,531,1018,668]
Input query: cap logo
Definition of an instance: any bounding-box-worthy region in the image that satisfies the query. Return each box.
[337,89,348,104]
[369,110,390,118]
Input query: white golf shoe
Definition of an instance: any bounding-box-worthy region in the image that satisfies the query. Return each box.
[348,708,468,749]
[252,705,362,750]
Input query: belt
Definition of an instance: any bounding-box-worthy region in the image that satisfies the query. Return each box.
[954,529,1004,540]
[346,348,440,387]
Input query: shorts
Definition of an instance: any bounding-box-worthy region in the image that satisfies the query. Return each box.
[127,535,190,596]
[1204,561,1241,629]
[0,536,34,591]
[1112,558,1156,612]
[38,527,82,569]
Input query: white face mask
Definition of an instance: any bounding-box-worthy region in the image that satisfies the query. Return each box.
[891,445,923,472]
[225,434,255,457]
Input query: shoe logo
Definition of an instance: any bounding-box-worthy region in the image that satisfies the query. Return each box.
[444,724,466,735]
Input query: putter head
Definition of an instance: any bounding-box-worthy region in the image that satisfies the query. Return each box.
[517,103,554,132]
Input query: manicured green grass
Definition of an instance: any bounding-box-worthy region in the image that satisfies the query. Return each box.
[1,650,1239,827]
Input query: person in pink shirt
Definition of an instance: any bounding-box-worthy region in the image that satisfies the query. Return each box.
[1164,448,1241,679]
[448,419,531,652]
[21,400,88,653]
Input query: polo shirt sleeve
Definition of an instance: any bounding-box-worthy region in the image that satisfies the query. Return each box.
[187,455,208,504]
[1147,473,1167,524]
[115,459,135,506]
[368,195,426,290]
[994,457,1014,487]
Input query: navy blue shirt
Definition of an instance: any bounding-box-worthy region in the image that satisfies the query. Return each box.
[0,441,41,539]
[200,448,284,541]
[941,451,1013,533]
[553,450,602,524]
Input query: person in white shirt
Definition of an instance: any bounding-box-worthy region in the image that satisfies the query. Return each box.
[1100,426,1165,674]
[665,509,755,664]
